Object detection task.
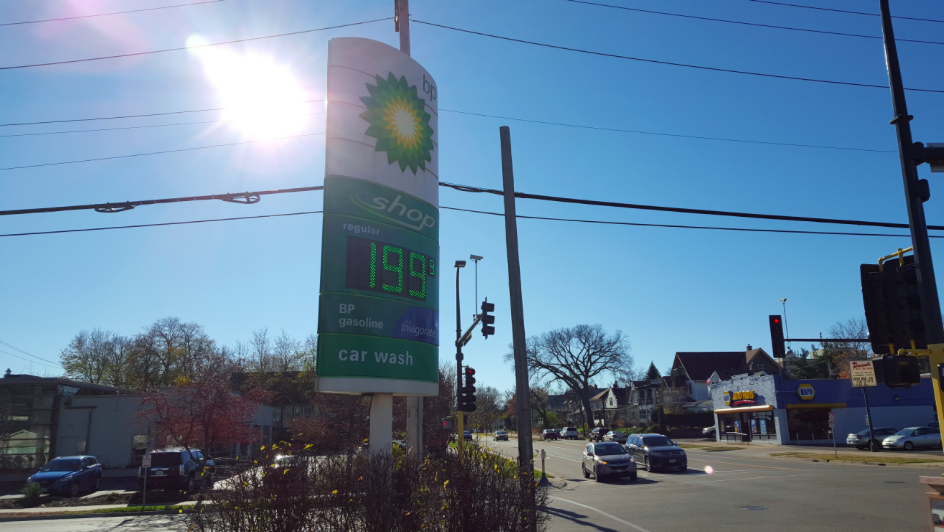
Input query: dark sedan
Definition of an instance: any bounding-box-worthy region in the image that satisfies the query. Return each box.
[27,456,103,497]
[627,434,687,472]
[542,429,559,440]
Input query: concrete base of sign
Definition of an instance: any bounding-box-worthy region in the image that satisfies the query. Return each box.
[369,393,393,455]
[406,397,423,459]
[317,377,437,396]
[919,476,944,529]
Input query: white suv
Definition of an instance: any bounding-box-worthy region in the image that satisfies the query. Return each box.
[561,427,579,440]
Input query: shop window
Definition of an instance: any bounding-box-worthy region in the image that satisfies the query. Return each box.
[787,409,831,441]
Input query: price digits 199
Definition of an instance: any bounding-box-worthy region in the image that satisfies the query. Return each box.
[345,236,435,301]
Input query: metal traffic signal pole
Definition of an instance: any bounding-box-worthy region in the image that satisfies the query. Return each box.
[499,127,534,474]
[879,0,944,436]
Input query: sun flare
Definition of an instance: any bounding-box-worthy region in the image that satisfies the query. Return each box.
[188,35,310,138]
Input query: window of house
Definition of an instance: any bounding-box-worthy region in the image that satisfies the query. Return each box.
[757,364,764,371]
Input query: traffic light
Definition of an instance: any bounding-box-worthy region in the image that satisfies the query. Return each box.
[459,367,477,412]
[769,315,785,358]
[873,355,921,388]
[861,255,927,355]
[442,418,455,430]
[480,299,495,338]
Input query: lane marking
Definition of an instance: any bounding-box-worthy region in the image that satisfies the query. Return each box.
[552,496,653,532]
[566,473,808,494]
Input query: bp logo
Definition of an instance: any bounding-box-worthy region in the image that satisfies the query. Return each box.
[798,384,815,400]
[360,73,435,174]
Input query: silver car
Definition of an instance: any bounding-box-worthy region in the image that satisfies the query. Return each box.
[581,442,637,482]
[845,428,897,450]
[882,426,942,450]
[604,431,627,444]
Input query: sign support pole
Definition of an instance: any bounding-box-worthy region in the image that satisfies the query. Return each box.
[863,387,879,452]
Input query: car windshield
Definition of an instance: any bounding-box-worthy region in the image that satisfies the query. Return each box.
[40,459,81,472]
[594,443,626,455]
[642,436,675,447]
[150,452,183,467]
[496,432,506,435]
[610,431,624,436]
[893,428,916,436]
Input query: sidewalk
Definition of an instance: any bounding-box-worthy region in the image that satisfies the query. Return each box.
[675,437,944,466]
[0,499,198,519]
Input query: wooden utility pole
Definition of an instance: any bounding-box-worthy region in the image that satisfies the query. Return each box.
[500,126,533,472]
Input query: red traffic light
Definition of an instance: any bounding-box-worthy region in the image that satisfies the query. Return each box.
[774,318,780,324]
[467,368,475,376]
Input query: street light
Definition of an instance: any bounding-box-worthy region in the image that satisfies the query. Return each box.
[470,255,483,318]
[780,298,791,349]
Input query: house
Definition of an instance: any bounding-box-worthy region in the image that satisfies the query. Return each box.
[671,345,782,409]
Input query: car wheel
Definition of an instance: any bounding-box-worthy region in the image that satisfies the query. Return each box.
[645,457,653,473]
[185,476,195,493]
[593,467,602,482]
[92,476,101,492]
[905,441,914,451]
[582,464,590,479]
[69,482,80,498]
[629,471,637,481]
[678,466,687,473]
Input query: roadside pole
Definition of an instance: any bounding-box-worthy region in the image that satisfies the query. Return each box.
[829,412,837,459]
[879,0,944,442]
[141,442,151,509]
[397,0,424,462]
[499,126,534,474]
[863,388,878,452]
[455,261,465,456]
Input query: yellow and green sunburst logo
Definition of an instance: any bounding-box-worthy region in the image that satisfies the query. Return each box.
[359,73,435,175]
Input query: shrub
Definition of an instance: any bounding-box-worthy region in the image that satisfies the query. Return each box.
[20,482,42,504]
[644,424,659,434]
[188,444,549,532]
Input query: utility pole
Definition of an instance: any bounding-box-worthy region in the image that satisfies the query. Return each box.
[455,261,466,455]
[879,0,944,437]
[500,126,534,475]
[397,0,423,461]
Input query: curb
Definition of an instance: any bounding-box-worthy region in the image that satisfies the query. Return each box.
[0,509,190,522]
[767,455,944,469]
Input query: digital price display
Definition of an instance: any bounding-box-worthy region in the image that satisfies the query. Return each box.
[345,236,436,301]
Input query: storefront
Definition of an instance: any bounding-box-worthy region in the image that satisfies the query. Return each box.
[710,373,936,446]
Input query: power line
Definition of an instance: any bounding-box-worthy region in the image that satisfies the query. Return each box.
[0,339,61,367]
[0,18,392,71]
[440,108,895,154]
[2,206,935,240]
[744,0,944,24]
[0,99,324,128]
[441,206,936,239]
[0,348,62,370]
[0,111,325,139]
[0,0,226,27]
[0,186,324,216]
[565,0,944,46]
[0,131,323,172]
[411,20,944,94]
[438,181,944,231]
[0,211,323,237]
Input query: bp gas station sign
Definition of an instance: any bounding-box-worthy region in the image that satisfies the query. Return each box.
[316,37,439,397]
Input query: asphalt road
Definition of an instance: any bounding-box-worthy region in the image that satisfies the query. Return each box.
[486,437,942,532]
[0,514,186,531]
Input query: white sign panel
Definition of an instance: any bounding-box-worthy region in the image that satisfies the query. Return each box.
[850,360,877,388]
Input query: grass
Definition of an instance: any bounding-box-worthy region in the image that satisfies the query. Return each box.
[769,452,944,464]
[678,444,744,452]
[0,504,191,519]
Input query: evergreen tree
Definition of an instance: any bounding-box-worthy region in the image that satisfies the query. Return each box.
[645,361,661,381]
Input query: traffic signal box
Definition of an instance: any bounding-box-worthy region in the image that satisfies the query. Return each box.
[872,355,922,388]
[769,315,786,358]
[480,299,495,338]
[459,367,477,412]
[861,255,927,355]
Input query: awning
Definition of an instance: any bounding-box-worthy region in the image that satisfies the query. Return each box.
[714,405,774,414]
[785,403,847,410]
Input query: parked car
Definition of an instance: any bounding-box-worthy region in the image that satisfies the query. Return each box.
[560,427,579,440]
[702,426,716,438]
[883,427,942,450]
[589,428,607,442]
[542,429,559,440]
[494,431,509,441]
[604,431,627,444]
[582,442,637,482]
[930,421,940,429]
[846,427,898,450]
[463,431,473,441]
[27,456,103,497]
[138,448,214,493]
[626,434,687,473]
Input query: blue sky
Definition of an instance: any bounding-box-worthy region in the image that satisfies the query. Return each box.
[1,0,942,393]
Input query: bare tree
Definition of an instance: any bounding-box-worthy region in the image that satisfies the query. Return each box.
[507,324,631,434]
[60,329,113,384]
[249,328,273,373]
[273,330,302,372]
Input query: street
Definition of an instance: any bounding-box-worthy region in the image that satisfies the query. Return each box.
[0,514,186,532]
[486,437,938,532]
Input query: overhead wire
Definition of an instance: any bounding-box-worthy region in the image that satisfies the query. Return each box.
[744,0,944,24]
[0,339,61,366]
[0,131,324,172]
[411,20,944,94]
[0,18,392,71]
[0,348,62,370]
[440,109,895,154]
[565,0,944,46]
[0,0,226,27]
[0,99,324,128]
